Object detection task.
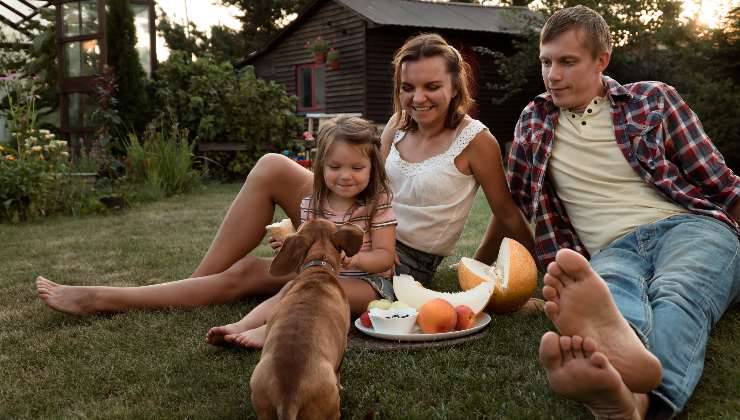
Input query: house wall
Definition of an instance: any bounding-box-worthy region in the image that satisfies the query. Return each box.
[250,0,366,116]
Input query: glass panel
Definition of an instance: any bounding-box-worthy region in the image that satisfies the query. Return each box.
[64,40,100,77]
[132,4,151,76]
[68,93,81,128]
[64,42,81,77]
[315,67,325,107]
[63,1,99,36]
[81,1,99,35]
[62,2,81,36]
[301,67,312,109]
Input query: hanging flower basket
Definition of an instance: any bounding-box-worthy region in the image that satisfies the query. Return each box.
[306,36,329,63]
[326,47,340,70]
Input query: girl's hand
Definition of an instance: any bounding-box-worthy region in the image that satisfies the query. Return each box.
[268,237,283,253]
[341,253,361,269]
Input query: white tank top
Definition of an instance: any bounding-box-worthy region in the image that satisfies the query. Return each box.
[385,119,486,256]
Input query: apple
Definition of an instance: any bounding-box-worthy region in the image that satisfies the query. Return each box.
[454,305,476,331]
[367,299,392,310]
[360,311,372,328]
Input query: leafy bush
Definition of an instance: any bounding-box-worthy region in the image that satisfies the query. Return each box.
[124,123,200,199]
[153,52,303,179]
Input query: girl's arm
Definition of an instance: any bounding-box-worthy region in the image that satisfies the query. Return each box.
[462,130,537,268]
[343,225,396,274]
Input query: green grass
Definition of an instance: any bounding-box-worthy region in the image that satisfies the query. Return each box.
[1,184,738,419]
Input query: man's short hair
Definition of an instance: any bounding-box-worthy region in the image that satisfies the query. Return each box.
[541,5,613,57]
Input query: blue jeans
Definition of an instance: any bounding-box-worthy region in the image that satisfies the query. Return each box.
[590,214,740,418]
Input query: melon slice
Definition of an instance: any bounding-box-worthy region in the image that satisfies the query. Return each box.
[458,237,537,313]
[392,274,494,314]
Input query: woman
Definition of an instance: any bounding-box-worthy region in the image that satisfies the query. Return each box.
[36,33,534,317]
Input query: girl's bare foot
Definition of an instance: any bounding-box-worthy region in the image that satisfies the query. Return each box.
[224,324,267,349]
[206,321,250,346]
[540,332,641,420]
[36,276,98,315]
[542,249,661,393]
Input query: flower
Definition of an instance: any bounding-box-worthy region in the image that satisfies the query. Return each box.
[0,144,4,152]
[327,47,340,62]
[5,155,16,161]
[31,145,42,152]
[306,36,329,55]
[302,131,315,141]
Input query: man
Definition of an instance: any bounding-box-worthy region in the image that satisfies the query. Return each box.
[475,5,740,419]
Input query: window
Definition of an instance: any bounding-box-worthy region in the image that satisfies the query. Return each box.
[62,0,99,37]
[296,63,325,112]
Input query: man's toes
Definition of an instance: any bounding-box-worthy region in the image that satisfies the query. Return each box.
[559,335,575,362]
[546,261,564,278]
[539,332,563,369]
[542,285,559,301]
[570,335,584,355]
[544,300,560,321]
[554,248,592,279]
[589,351,609,370]
[583,336,598,355]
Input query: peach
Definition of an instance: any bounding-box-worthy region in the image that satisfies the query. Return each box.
[454,305,476,330]
[417,298,457,334]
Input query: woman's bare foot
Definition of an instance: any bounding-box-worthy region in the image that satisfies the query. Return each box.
[224,324,267,349]
[206,321,250,346]
[540,332,641,420]
[36,276,98,315]
[542,249,661,393]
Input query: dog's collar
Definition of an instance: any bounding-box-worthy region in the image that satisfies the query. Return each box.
[300,259,335,273]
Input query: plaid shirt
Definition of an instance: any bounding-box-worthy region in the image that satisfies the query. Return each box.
[508,76,740,267]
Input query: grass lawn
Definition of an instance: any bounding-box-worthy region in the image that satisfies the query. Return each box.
[2,183,739,419]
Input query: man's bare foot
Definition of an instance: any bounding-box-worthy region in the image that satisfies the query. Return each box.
[540,332,641,420]
[36,276,98,315]
[224,324,267,349]
[206,321,252,346]
[542,249,661,393]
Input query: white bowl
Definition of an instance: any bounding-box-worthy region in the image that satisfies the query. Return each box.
[368,308,418,334]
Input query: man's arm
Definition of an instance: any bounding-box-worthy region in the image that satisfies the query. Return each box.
[730,200,740,224]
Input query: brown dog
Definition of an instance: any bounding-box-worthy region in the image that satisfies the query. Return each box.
[250,219,364,420]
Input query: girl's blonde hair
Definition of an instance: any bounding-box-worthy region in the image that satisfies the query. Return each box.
[311,115,392,229]
[392,33,474,132]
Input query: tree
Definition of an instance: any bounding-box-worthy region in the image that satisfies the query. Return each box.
[106,0,150,134]
[218,0,311,54]
[157,13,247,65]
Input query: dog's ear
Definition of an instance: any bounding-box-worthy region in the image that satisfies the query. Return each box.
[270,234,309,276]
[332,224,364,257]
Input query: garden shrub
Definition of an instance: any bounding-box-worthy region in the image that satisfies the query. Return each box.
[153,52,303,180]
[124,123,200,199]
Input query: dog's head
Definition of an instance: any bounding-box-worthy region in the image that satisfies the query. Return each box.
[270,219,364,276]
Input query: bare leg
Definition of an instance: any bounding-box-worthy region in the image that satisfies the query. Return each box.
[36,154,311,315]
[341,278,381,316]
[36,256,294,315]
[191,154,313,277]
[539,332,649,419]
[542,249,662,393]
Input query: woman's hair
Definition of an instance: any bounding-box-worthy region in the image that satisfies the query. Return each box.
[310,115,392,229]
[392,33,474,132]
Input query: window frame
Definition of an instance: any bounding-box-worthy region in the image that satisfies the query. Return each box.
[295,62,326,112]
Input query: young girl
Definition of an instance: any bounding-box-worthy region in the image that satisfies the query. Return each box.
[206,116,396,349]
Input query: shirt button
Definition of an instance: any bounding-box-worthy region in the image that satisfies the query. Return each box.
[581,121,586,126]
[594,100,598,104]
[572,114,576,118]
[587,109,592,113]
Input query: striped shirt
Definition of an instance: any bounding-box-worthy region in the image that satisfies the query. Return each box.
[509,75,740,267]
[300,193,397,278]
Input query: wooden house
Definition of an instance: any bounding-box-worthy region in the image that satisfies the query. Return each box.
[241,0,542,142]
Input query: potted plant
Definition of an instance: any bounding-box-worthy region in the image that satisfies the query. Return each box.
[306,36,329,63]
[326,47,340,70]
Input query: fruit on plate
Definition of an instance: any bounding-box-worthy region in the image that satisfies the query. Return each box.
[417,298,457,333]
[393,274,494,314]
[458,237,537,313]
[367,299,392,310]
[454,305,476,330]
[359,311,372,328]
[389,300,410,309]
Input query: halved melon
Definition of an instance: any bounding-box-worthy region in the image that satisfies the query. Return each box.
[458,237,537,314]
[393,274,494,314]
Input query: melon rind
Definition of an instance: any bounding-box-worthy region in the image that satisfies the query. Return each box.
[392,274,494,314]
